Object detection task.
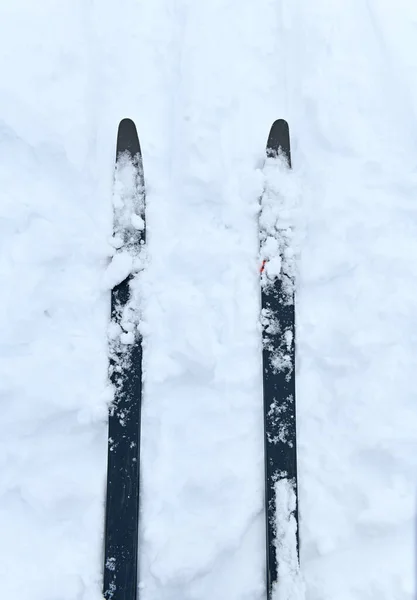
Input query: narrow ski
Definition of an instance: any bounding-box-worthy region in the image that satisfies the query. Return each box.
[103,118,145,600]
[260,119,300,600]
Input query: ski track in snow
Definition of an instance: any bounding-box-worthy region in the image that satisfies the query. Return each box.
[0,1,416,599]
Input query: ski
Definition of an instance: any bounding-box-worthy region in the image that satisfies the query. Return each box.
[260,119,299,599]
[103,118,146,600]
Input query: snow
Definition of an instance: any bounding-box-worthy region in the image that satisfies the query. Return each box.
[1,1,417,600]
[273,480,305,600]
[104,252,133,290]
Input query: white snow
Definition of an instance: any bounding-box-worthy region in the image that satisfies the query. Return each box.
[273,480,305,600]
[104,251,133,290]
[0,1,417,600]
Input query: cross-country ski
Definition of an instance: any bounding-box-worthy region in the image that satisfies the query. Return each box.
[260,120,300,600]
[103,119,146,600]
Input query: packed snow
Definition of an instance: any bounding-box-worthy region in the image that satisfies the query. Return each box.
[0,1,416,599]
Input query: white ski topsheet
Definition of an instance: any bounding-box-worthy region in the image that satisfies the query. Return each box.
[0,1,416,599]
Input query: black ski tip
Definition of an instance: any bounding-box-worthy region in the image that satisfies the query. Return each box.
[266,119,291,167]
[117,118,141,159]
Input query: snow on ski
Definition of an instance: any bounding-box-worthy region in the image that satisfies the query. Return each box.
[260,120,301,600]
[103,118,146,600]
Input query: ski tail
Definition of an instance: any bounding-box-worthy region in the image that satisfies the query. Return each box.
[103,118,145,600]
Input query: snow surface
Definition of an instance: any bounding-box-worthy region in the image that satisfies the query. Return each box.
[1,1,417,600]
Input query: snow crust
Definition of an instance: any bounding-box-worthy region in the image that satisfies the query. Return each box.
[0,1,416,599]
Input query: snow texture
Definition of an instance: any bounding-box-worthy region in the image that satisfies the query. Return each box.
[0,1,416,600]
[273,480,305,600]
[260,150,298,398]
[107,149,146,385]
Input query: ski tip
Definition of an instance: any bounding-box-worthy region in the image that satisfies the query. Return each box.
[116,118,141,159]
[272,118,289,128]
[119,117,136,128]
[266,119,291,167]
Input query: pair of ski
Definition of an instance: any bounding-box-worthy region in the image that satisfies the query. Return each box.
[103,119,299,600]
